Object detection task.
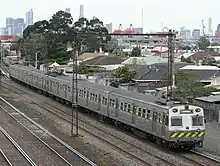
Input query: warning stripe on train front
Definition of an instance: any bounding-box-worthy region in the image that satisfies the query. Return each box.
[169,131,205,138]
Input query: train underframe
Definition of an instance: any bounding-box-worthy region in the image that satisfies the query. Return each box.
[10,77,203,150]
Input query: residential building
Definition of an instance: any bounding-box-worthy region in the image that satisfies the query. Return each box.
[82,55,124,71]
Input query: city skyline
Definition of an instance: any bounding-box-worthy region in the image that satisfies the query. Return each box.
[0,0,220,32]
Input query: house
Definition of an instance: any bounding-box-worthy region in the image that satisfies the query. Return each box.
[180,65,220,85]
[122,55,180,66]
[187,51,220,61]
[82,55,124,71]
[133,63,220,93]
[193,95,220,122]
[132,62,188,92]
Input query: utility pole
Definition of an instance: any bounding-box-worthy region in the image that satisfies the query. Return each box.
[35,53,38,69]
[0,44,2,88]
[167,30,176,100]
[71,33,79,137]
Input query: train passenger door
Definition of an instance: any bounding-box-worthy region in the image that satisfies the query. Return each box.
[115,98,119,118]
[132,104,136,124]
[86,90,89,106]
[152,111,158,133]
[161,112,166,136]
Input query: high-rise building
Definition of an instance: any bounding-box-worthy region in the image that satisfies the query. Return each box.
[6,17,14,35]
[79,5,84,18]
[26,9,33,27]
[105,23,113,33]
[192,29,200,39]
[65,8,71,13]
[208,17,213,34]
[14,18,25,36]
[0,27,9,36]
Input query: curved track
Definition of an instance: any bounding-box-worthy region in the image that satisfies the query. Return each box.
[2,78,220,166]
[0,94,97,166]
[2,79,175,166]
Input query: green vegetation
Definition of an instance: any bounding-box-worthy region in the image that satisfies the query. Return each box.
[131,47,141,57]
[163,71,220,103]
[17,10,110,64]
[112,64,136,84]
[198,36,210,50]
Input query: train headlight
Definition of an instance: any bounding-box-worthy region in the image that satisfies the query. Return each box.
[195,108,201,113]
[173,109,178,113]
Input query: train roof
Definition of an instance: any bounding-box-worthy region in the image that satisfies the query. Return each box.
[10,65,171,109]
[58,75,165,108]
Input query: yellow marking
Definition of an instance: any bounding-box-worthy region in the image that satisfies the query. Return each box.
[198,132,205,137]
[185,133,191,137]
[191,132,198,137]
[178,132,185,138]
[170,132,178,138]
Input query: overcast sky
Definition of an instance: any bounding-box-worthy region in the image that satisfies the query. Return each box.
[0,0,219,32]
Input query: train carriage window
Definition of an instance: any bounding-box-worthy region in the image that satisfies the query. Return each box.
[120,102,124,111]
[137,107,142,116]
[127,104,131,113]
[192,116,203,126]
[124,103,127,112]
[90,93,93,100]
[142,109,146,118]
[147,110,151,120]
[158,113,162,123]
[171,116,182,126]
[92,94,95,100]
[83,91,87,98]
[153,112,158,121]
[67,86,71,92]
[94,94,98,102]
[104,98,108,105]
[101,97,105,104]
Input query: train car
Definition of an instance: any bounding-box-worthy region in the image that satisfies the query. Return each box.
[9,65,206,149]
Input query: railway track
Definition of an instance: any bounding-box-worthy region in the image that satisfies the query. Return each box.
[178,150,220,166]
[0,126,36,166]
[0,95,97,166]
[0,149,12,166]
[2,78,220,166]
[1,80,176,165]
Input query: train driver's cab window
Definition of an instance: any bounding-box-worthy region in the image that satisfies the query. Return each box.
[192,116,203,126]
[171,116,182,126]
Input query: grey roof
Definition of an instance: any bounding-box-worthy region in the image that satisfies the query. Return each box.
[82,55,124,65]
[196,95,220,103]
[180,69,220,81]
[134,62,188,81]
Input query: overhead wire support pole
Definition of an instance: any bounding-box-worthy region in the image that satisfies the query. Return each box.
[71,33,77,137]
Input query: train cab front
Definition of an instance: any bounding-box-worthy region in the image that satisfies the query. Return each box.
[167,105,205,149]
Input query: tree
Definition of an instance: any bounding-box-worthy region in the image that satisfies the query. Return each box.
[163,71,219,103]
[131,47,141,57]
[112,65,136,84]
[103,38,118,53]
[19,33,47,65]
[198,36,210,50]
[202,56,216,65]
[180,56,192,63]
